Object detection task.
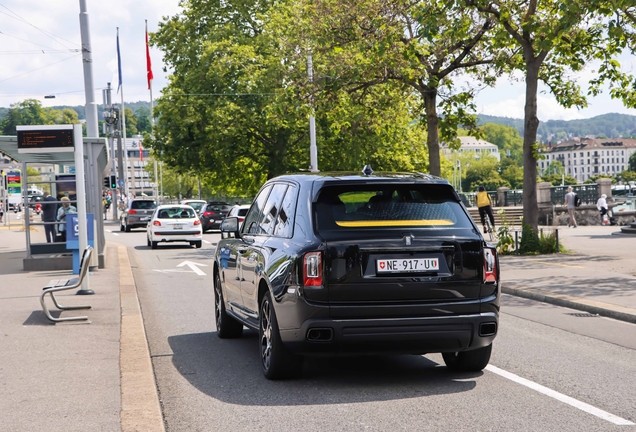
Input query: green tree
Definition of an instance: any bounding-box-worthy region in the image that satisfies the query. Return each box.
[542,173,578,186]
[500,159,524,189]
[481,123,523,164]
[123,108,139,137]
[465,0,629,234]
[272,0,506,177]
[135,107,152,134]
[1,99,51,134]
[460,153,509,191]
[629,152,636,171]
[151,0,427,196]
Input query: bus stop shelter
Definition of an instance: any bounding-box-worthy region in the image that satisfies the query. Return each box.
[0,134,108,270]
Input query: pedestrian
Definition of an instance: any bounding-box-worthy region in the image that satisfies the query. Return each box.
[56,196,77,242]
[0,202,4,223]
[564,186,577,228]
[597,194,609,225]
[41,192,58,243]
[476,186,495,234]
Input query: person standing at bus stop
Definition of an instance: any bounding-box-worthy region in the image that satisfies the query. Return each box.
[41,192,57,243]
[56,197,77,242]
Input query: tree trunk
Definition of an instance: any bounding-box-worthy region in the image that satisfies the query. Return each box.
[423,89,441,177]
[522,60,541,232]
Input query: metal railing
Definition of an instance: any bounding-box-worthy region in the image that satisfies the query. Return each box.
[550,184,598,205]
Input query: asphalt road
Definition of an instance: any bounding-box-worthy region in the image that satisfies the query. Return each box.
[107,227,636,432]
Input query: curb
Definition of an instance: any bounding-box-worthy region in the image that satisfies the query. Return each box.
[502,284,636,325]
[117,244,165,432]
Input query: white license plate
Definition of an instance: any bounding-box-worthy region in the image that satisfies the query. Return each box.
[173,224,183,230]
[141,217,150,221]
[376,258,439,273]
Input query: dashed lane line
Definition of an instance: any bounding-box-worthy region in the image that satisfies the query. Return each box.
[486,365,634,426]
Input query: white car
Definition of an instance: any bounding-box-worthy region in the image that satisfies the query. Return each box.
[146,205,203,249]
[180,199,207,214]
[227,204,251,225]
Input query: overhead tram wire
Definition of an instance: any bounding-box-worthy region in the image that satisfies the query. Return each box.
[0,53,81,84]
[0,3,79,49]
[0,30,64,52]
[0,49,81,55]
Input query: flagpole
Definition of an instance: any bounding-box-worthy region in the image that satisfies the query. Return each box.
[146,19,158,201]
[116,27,129,199]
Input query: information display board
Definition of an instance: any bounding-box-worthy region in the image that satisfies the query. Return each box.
[17,125,74,153]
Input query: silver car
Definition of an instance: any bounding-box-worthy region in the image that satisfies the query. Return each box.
[120,199,157,232]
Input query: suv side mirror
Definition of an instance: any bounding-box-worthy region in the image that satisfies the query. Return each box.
[221,217,240,239]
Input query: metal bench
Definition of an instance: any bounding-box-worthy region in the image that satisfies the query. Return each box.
[40,245,93,323]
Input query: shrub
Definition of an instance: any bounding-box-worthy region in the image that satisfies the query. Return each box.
[496,209,515,254]
[519,223,540,254]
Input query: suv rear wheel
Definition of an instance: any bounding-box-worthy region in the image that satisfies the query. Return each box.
[259,291,303,380]
[442,344,492,372]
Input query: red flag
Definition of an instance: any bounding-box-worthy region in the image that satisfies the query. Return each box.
[139,140,144,162]
[145,21,153,90]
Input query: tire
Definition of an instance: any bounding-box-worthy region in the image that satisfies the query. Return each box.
[151,241,158,250]
[120,222,124,232]
[442,343,492,372]
[214,272,243,338]
[125,222,131,232]
[147,237,151,247]
[259,291,303,380]
[195,241,202,248]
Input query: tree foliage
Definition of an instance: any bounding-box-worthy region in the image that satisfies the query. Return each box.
[464,0,630,233]
[150,0,428,196]
[272,0,505,177]
[0,99,79,135]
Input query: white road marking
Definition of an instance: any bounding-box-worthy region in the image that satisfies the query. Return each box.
[486,365,635,425]
[112,233,119,236]
[106,229,112,232]
[203,240,211,244]
[177,260,208,276]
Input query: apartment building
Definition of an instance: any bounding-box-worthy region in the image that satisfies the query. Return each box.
[538,138,636,183]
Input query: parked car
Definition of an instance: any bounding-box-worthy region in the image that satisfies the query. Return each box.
[120,199,157,232]
[146,204,203,249]
[213,169,500,380]
[200,201,231,232]
[226,204,251,226]
[180,199,207,214]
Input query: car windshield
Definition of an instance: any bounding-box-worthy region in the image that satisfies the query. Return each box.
[185,202,205,212]
[157,207,196,219]
[131,200,157,210]
[238,208,249,216]
[314,184,473,231]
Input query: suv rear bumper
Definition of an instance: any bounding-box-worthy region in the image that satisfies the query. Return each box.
[279,312,497,356]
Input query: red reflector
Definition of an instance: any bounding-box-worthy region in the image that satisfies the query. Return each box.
[483,248,497,283]
[303,252,322,287]
[238,217,245,222]
[128,209,137,214]
[193,219,201,225]
[153,220,161,226]
[203,212,213,217]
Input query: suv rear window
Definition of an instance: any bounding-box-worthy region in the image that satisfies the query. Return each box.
[314,184,472,230]
[131,200,157,210]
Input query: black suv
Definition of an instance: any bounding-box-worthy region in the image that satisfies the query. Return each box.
[213,171,499,379]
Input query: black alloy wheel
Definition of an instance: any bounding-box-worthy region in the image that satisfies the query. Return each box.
[214,272,242,338]
[442,343,492,372]
[259,291,303,380]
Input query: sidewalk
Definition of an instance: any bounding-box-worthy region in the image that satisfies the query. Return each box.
[0,225,163,431]
[501,225,636,324]
[0,221,634,430]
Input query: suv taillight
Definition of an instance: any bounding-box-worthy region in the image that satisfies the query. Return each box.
[303,252,322,287]
[128,209,137,215]
[483,247,497,283]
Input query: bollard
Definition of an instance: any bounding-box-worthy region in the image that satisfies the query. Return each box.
[555,228,559,253]
[515,230,519,254]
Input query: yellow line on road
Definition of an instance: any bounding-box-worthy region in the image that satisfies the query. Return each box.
[534,261,585,269]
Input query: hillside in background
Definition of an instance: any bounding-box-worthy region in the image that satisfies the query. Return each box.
[1,102,634,139]
[478,113,636,141]
[0,101,151,121]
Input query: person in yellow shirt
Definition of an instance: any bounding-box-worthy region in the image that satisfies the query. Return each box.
[476,186,495,234]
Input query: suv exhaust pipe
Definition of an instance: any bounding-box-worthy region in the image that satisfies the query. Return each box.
[307,328,333,342]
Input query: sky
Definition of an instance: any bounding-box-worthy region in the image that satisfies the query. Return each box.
[0,0,635,122]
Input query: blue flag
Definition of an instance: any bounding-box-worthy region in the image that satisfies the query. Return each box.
[117,28,122,93]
